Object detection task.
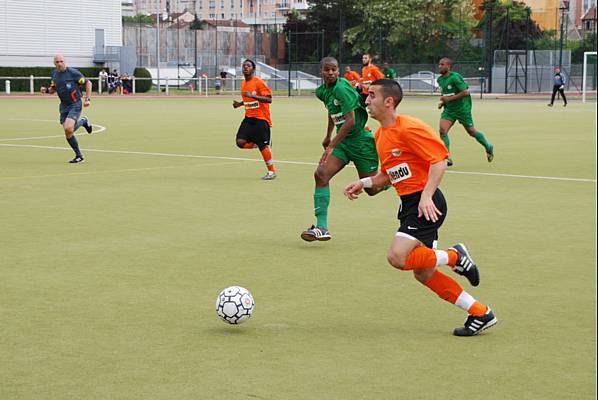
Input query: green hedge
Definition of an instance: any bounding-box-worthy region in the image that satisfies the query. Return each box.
[133,67,152,93]
[0,66,153,93]
[0,66,103,92]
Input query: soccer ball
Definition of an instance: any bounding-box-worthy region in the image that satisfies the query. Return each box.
[216,286,254,324]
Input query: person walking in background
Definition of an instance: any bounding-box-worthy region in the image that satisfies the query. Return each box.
[343,66,361,89]
[360,53,385,104]
[381,62,397,80]
[548,67,567,107]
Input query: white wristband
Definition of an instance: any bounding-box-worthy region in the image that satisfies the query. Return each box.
[360,177,373,188]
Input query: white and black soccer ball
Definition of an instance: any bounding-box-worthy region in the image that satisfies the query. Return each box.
[216,286,254,324]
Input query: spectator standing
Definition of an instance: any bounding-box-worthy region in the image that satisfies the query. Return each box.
[99,69,108,94]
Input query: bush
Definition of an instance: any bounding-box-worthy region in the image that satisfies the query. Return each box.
[133,67,152,92]
[0,66,103,92]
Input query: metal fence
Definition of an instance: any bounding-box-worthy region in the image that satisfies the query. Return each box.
[0,72,592,98]
[0,74,487,97]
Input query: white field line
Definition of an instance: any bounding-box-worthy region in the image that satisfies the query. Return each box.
[0,161,245,181]
[0,125,106,141]
[0,142,595,183]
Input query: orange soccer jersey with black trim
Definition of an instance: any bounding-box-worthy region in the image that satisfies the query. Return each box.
[343,71,361,88]
[241,76,273,127]
[361,65,384,94]
[375,115,448,196]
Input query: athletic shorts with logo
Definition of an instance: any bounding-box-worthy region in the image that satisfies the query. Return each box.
[397,188,447,248]
[236,117,271,150]
[59,102,82,124]
[441,108,474,129]
[332,130,379,174]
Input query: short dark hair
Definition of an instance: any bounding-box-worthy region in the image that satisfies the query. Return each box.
[243,59,256,69]
[371,78,403,108]
[439,57,453,66]
[319,56,338,69]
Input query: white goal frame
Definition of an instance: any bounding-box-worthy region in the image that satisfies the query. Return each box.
[582,51,597,103]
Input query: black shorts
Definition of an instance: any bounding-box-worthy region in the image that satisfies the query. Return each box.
[236,117,271,150]
[397,189,447,248]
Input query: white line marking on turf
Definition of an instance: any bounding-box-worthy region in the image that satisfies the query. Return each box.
[0,143,595,183]
[0,124,106,141]
[0,161,244,181]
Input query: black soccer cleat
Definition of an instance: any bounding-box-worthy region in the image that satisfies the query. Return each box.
[68,156,85,164]
[446,157,453,167]
[449,243,480,286]
[81,117,93,134]
[301,225,331,242]
[453,308,497,337]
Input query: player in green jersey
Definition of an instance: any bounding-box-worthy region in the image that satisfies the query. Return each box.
[437,58,494,166]
[301,57,384,242]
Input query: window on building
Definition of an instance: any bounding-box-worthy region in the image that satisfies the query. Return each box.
[220,0,224,8]
[209,0,215,8]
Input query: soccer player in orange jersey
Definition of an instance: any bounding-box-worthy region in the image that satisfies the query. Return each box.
[344,79,497,336]
[360,53,384,103]
[343,66,361,89]
[232,59,276,180]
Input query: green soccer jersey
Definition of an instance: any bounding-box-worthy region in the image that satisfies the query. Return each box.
[382,68,397,79]
[315,77,368,137]
[437,71,471,113]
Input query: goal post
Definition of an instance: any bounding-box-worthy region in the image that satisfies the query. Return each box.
[582,51,597,103]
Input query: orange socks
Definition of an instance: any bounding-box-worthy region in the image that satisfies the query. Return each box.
[402,247,457,270]
[424,270,487,316]
[424,270,462,303]
[260,147,275,172]
[403,247,437,270]
[242,142,256,149]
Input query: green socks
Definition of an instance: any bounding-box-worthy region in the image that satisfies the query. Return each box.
[440,133,450,152]
[314,186,330,229]
[474,131,492,152]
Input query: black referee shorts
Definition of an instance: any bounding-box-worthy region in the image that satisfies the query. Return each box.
[397,188,447,248]
[236,117,271,150]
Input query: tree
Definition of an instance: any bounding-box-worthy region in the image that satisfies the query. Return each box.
[123,14,155,25]
[283,0,363,62]
[478,1,543,51]
[344,0,479,63]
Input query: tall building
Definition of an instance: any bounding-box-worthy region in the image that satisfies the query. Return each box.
[134,0,308,29]
[0,0,122,67]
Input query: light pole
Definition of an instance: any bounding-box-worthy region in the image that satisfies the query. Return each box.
[156,7,161,92]
[558,1,570,68]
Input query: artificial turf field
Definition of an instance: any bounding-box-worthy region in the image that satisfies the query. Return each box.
[1,95,596,400]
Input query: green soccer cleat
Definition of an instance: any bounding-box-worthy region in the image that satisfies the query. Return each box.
[486,145,494,163]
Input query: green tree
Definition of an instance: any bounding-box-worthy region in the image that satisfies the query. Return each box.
[344,0,479,63]
[283,0,363,62]
[478,0,543,51]
[123,14,155,25]
[568,32,597,63]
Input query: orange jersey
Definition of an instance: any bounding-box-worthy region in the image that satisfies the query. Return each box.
[375,115,448,196]
[241,76,273,126]
[361,65,384,94]
[343,71,361,88]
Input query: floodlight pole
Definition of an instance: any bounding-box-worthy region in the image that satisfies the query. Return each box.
[558,1,569,69]
[157,9,161,92]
